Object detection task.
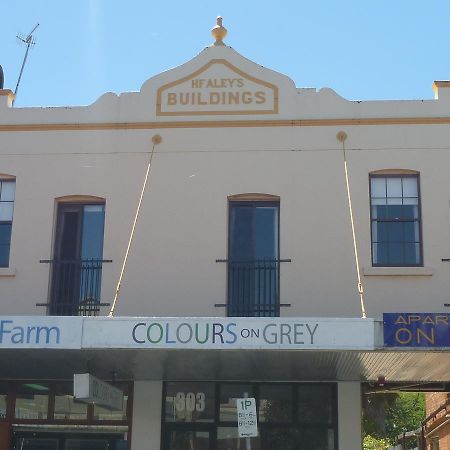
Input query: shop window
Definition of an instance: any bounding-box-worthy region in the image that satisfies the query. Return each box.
[228,194,280,317]
[14,383,49,420]
[0,382,8,420]
[164,382,215,423]
[53,382,87,420]
[0,177,15,267]
[298,384,334,424]
[370,173,422,266]
[93,395,128,421]
[259,384,293,423]
[217,427,261,450]
[162,382,337,450]
[219,383,254,422]
[49,199,106,316]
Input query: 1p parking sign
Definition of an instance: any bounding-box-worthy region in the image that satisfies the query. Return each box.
[236,398,258,437]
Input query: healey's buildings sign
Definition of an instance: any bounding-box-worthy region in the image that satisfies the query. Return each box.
[156,59,279,116]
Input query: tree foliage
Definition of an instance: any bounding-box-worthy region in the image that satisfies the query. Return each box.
[363,391,425,448]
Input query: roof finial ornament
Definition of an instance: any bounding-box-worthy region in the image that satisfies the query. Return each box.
[211,16,227,46]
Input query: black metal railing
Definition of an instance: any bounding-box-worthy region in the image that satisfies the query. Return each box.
[227,259,280,317]
[38,259,111,316]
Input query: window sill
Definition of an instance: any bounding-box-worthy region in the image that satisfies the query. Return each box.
[363,266,434,277]
[0,267,17,277]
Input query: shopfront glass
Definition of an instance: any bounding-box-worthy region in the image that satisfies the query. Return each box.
[162,382,337,450]
[0,382,8,420]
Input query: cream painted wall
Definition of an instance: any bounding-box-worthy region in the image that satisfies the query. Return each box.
[1,123,450,317]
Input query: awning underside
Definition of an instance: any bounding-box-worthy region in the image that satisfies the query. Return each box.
[1,348,449,383]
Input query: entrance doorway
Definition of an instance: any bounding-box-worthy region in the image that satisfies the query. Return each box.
[162,382,338,450]
[164,429,213,450]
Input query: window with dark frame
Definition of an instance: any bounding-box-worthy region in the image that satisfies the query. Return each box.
[228,199,280,317]
[0,178,15,267]
[370,174,422,266]
[50,202,106,316]
[162,381,338,450]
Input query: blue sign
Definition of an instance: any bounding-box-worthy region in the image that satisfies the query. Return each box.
[384,313,450,347]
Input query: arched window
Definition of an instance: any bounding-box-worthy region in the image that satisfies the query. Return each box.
[0,175,16,267]
[369,170,422,266]
[227,193,280,317]
[49,196,106,315]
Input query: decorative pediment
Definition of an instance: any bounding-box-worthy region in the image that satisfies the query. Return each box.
[156,59,278,116]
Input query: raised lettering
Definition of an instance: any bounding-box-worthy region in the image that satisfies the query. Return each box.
[167,93,177,105]
[242,91,253,104]
[255,91,266,104]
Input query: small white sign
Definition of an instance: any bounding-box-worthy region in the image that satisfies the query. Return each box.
[236,397,258,437]
[73,373,123,411]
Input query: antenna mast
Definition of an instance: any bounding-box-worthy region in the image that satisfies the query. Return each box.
[13,23,39,107]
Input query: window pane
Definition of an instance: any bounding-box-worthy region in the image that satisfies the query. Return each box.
[0,382,8,420]
[387,222,404,242]
[0,245,11,267]
[0,203,14,221]
[81,205,105,260]
[402,177,418,197]
[405,243,421,265]
[0,223,12,246]
[297,427,335,450]
[259,384,293,423]
[1,182,15,201]
[372,221,387,243]
[255,207,278,260]
[165,382,214,423]
[387,178,402,197]
[65,439,109,450]
[54,382,87,420]
[370,178,385,198]
[16,438,58,450]
[386,197,403,206]
[220,383,253,422]
[218,427,260,450]
[93,395,128,421]
[92,383,128,420]
[298,385,333,424]
[389,243,404,264]
[167,430,210,450]
[230,206,253,261]
[260,428,297,450]
[15,383,49,419]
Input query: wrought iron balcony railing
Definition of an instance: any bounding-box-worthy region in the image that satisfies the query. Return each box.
[227,259,281,317]
[37,259,111,316]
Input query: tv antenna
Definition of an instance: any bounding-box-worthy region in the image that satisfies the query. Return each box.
[13,23,39,106]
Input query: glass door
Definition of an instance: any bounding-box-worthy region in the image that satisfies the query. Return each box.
[165,429,212,450]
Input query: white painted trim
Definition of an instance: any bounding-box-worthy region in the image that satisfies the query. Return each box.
[363,266,434,276]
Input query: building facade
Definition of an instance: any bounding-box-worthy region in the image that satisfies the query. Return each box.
[0,18,449,450]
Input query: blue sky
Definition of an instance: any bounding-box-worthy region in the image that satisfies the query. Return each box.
[2,0,450,107]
